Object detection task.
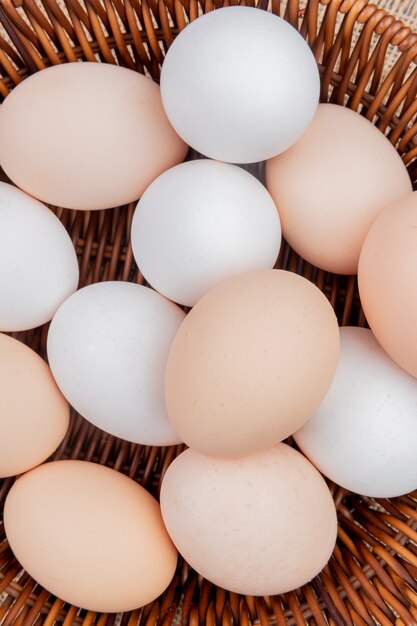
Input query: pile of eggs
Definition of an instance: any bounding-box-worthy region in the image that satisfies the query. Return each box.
[1,4,417,614]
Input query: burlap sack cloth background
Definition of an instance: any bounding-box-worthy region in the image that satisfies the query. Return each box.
[380,0,417,29]
[313,0,417,70]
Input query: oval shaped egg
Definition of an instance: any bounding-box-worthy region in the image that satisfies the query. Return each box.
[47,281,185,445]
[358,191,417,378]
[0,334,69,478]
[266,104,412,274]
[165,269,339,457]
[295,327,417,498]
[161,6,319,163]
[161,444,337,595]
[0,182,79,331]
[131,159,281,306]
[4,460,177,612]
[0,63,188,210]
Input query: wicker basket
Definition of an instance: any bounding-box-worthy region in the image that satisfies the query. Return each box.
[1,0,417,624]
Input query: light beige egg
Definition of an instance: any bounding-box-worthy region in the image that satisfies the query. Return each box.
[161,444,337,595]
[165,269,339,458]
[0,63,188,210]
[0,333,69,478]
[4,460,178,612]
[358,191,417,379]
[266,103,412,274]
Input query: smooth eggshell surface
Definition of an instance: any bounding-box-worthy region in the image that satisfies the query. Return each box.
[294,327,417,498]
[0,334,69,478]
[131,159,281,306]
[161,444,337,595]
[4,460,177,612]
[161,6,319,163]
[47,281,185,445]
[0,182,79,331]
[266,104,412,274]
[0,63,188,210]
[165,269,339,457]
[358,191,417,379]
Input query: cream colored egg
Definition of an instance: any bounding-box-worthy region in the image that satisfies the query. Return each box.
[4,460,178,612]
[0,63,188,210]
[0,333,69,478]
[358,191,417,379]
[165,269,339,458]
[266,104,412,274]
[161,444,337,595]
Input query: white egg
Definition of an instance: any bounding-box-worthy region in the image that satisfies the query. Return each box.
[131,160,281,306]
[0,182,79,331]
[160,6,319,164]
[294,326,417,498]
[47,281,185,445]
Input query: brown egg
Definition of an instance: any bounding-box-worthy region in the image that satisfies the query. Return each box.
[0,333,69,478]
[165,269,339,457]
[4,460,178,612]
[266,104,412,274]
[161,444,337,595]
[358,191,417,379]
[0,63,188,210]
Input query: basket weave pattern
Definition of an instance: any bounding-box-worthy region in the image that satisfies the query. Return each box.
[1,0,417,624]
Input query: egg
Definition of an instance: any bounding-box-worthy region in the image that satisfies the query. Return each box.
[0,334,69,478]
[165,269,339,457]
[358,191,417,378]
[161,444,337,595]
[160,6,319,163]
[0,182,79,331]
[47,281,185,445]
[0,63,188,210]
[131,160,281,306]
[294,327,417,498]
[266,104,412,274]
[4,460,177,612]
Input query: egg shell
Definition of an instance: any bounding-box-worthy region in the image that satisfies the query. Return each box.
[161,444,337,595]
[131,159,281,306]
[165,269,339,457]
[358,192,417,379]
[0,182,79,331]
[294,327,417,498]
[0,334,69,478]
[4,460,177,612]
[47,281,185,445]
[160,6,319,163]
[266,104,412,274]
[0,63,188,210]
